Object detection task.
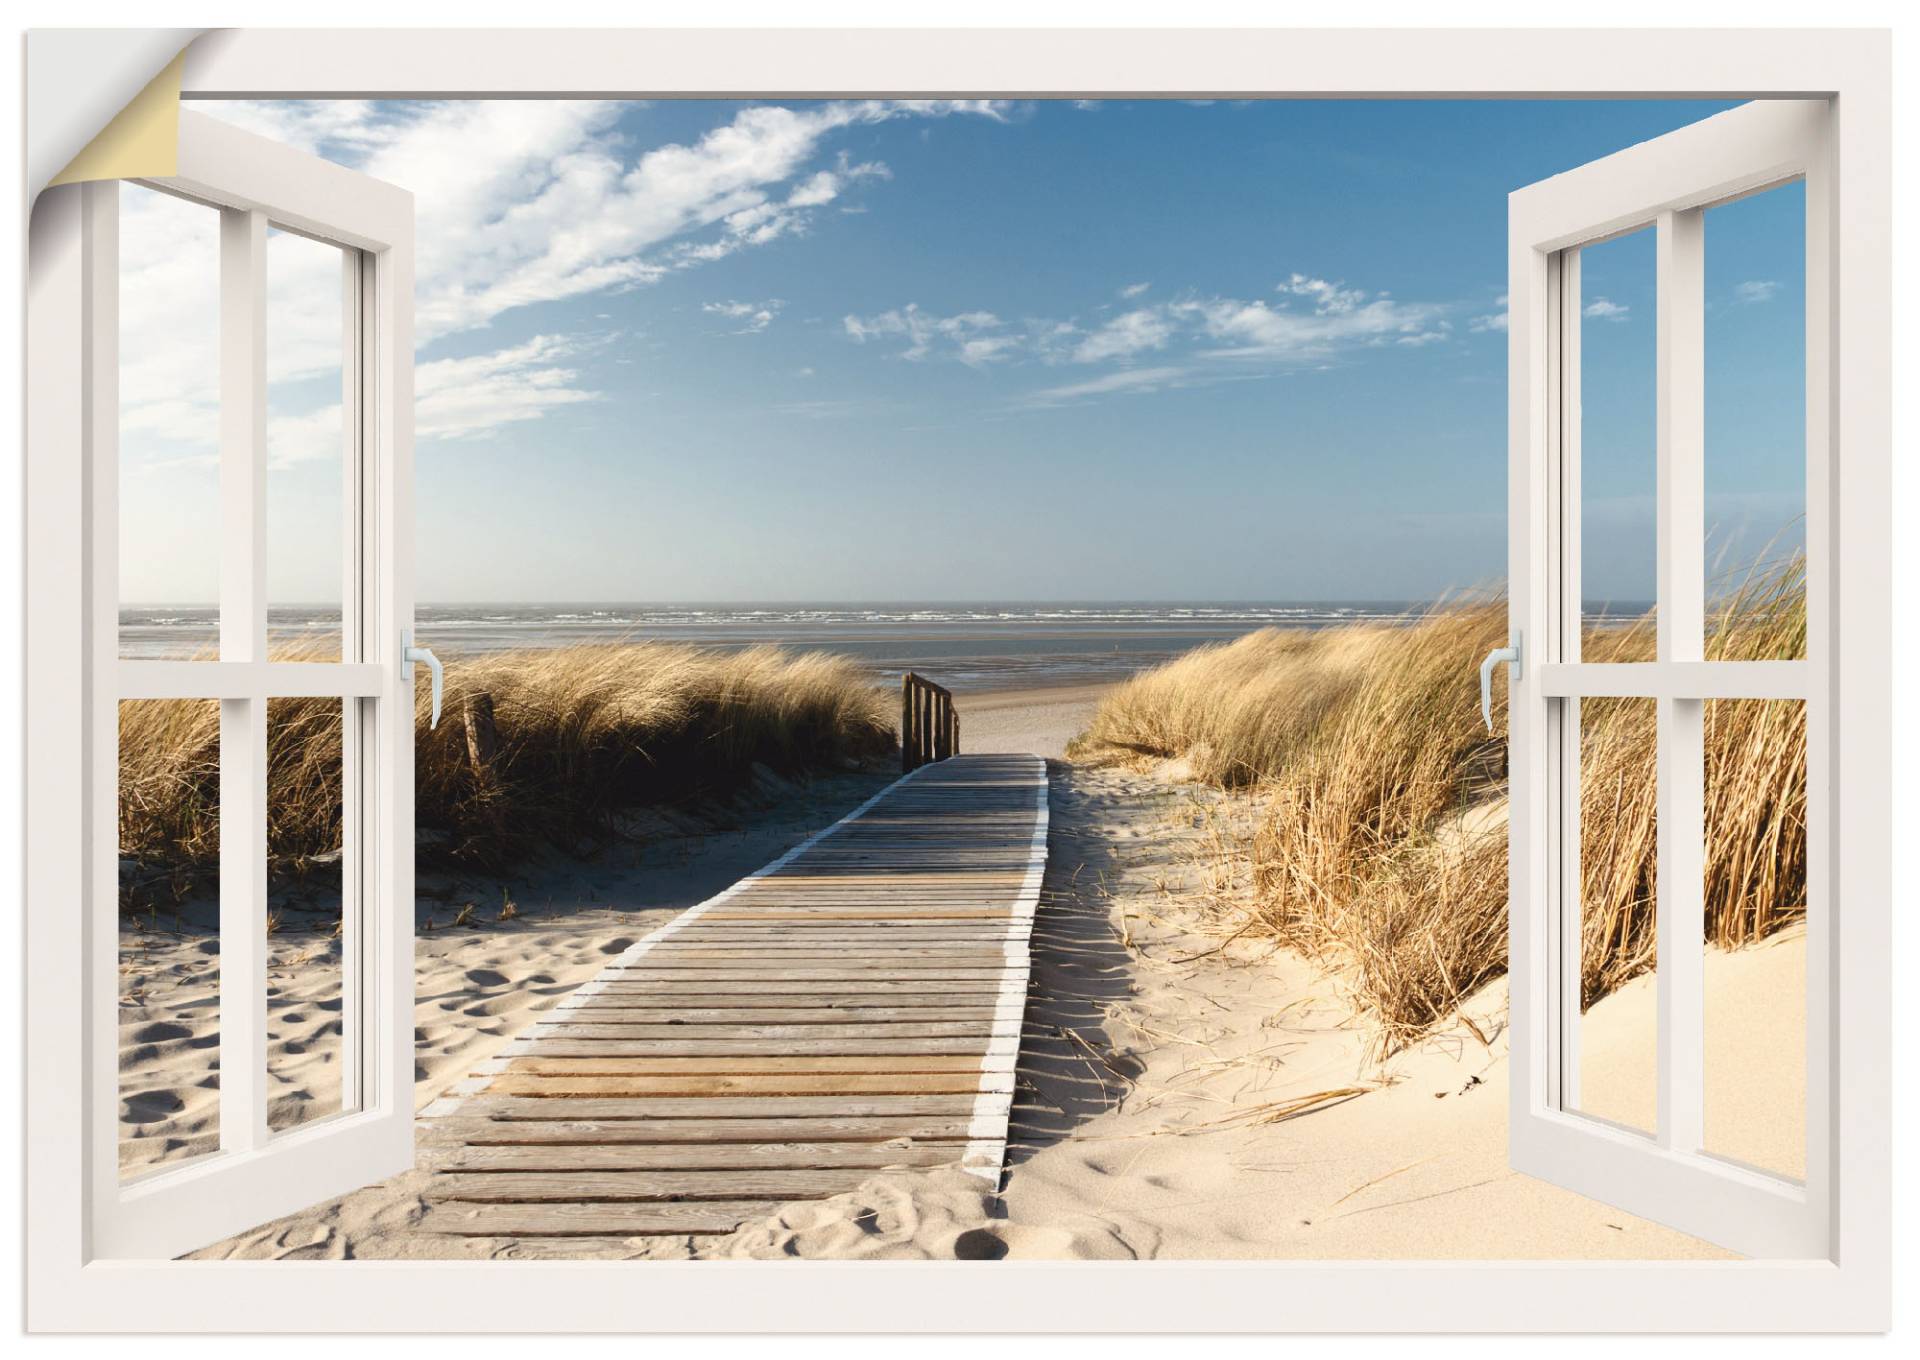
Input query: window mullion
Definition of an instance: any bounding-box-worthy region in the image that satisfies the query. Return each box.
[83,180,123,1227]
[217,206,270,1156]
[1654,206,1706,1157]
[1554,247,1584,1113]
[339,248,367,1111]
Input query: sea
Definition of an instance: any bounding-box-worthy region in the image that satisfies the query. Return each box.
[117,600,1651,692]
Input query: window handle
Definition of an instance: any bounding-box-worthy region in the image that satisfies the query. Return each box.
[1479,635,1522,732]
[401,629,444,729]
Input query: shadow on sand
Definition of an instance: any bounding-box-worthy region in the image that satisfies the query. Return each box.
[1003,760,1168,1174]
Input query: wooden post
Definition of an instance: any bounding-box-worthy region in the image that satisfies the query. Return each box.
[901,673,915,773]
[463,691,499,781]
[900,673,958,770]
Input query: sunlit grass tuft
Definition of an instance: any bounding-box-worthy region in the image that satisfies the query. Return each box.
[118,642,895,886]
[1072,556,1807,1052]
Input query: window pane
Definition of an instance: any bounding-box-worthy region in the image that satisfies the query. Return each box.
[118,184,221,659]
[266,697,352,1134]
[267,228,350,661]
[1568,695,1658,1136]
[1701,698,1807,1180]
[1704,181,1807,661]
[1578,227,1658,640]
[118,699,221,1179]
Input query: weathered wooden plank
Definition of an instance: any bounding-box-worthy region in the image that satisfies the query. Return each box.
[606,960,1013,971]
[634,946,1013,959]
[449,1094,992,1120]
[638,931,1020,942]
[430,1168,882,1203]
[422,1202,773,1237]
[499,1055,986,1075]
[444,1142,962,1172]
[533,1021,996,1040]
[556,1007,1004,1023]
[504,1038,1001,1058]
[448,1116,975,1145]
[482,1072,993,1098]
[699,908,1015,920]
[603,964,1012,976]
[582,980,1008,996]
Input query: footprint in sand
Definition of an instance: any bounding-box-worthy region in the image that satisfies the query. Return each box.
[464,968,509,988]
[599,938,635,955]
[460,994,521,1018]
[951,1228,1009,1260]
[131,1020,194,1043]
[122,1088,185,1122]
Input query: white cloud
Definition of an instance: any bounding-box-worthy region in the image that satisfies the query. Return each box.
[843,304,1012,366]
[1170,286,1448,359]
[267,405,347,469]
[1470,294,1509,333]
[773,397,887,420]
[117,99,1014,464]
[1119,281,1151,298]
[414,334,603,441]
[1735,279,1781,305]
[1021,366,1194,407]
[211,98,1004,341]
[1584,296,1630,321]
[1071,308,1174,363]
[1276,273,1369,315]
[843,273,1454,404]
[703,299,783,333]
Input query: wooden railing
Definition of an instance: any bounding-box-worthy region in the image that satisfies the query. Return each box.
[900,672,959,773]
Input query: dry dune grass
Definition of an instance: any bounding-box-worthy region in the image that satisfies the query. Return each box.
[1072,558,1807,1052]
[119,642,895,889]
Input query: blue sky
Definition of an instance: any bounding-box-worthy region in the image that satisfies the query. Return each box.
[119,98,1807,605]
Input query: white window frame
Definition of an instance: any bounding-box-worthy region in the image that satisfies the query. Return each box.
[21,26,1890,1333]
[32,110,419,1263]
[1506,98,1833,1262]
[30,106,420,1267]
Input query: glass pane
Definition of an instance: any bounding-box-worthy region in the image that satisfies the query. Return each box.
[1568,695,1658,1136]
[118,699,220,1179]
[267,228,349,661]
[1704,181,1807,661]
[1702,698,1807,1180]
[1578,226,1658,643]
[118,184,221,659]
[265,697,352,1134]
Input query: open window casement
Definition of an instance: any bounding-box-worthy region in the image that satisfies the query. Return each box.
[1504,99,1832,1260]
[73,110,417,1260]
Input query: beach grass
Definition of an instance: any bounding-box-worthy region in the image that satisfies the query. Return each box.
[118,642,896,888]
[1071,557,1808,1052]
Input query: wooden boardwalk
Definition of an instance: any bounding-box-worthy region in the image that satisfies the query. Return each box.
[421,753,1048,1243]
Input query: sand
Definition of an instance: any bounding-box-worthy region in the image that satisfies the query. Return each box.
[954,683,1111,760]
[155,687,1797,1261]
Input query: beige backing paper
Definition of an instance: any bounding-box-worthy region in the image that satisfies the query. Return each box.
[48,49,188,189]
